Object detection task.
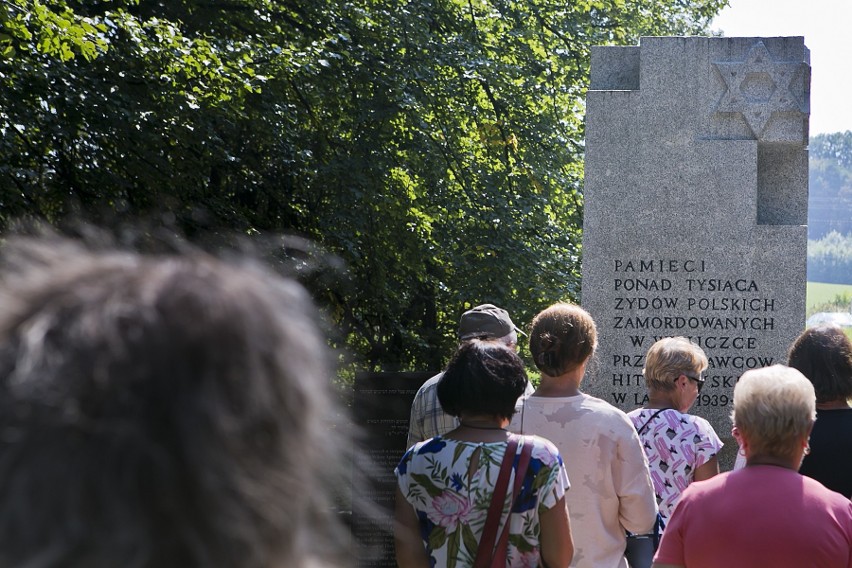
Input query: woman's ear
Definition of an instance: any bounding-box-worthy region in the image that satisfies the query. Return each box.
[732,425,747,452]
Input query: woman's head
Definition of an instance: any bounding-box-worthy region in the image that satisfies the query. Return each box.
[643,337,708,393]
[787,325,852,403]
[529,303,597,377]
[732,365,816,462]
[437,339,528,420]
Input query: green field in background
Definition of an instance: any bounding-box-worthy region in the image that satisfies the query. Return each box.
[807,281,852,340]
[807,281,852,312]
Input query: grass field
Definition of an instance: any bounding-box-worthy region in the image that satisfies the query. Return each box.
[807,281,852,313]
[807,281,852,340]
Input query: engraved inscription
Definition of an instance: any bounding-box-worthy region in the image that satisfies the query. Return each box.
[606,259,779,407]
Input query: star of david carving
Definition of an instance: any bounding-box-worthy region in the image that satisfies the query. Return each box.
[713,41,807,138]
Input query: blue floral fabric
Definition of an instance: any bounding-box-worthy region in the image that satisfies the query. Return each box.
[395,435,569,568]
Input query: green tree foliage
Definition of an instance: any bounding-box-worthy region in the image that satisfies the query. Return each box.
[1,0,726,372]
[809,231,852,285]
[809,131,852,239]
[807,132,852,285]
[811,130,852,170]
[1,0,107,60]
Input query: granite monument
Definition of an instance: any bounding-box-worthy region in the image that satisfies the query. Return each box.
[580,36,810,460]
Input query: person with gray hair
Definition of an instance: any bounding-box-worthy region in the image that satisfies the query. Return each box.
[0,234,352,568]
[406,303,532,448]
[654,365,852,568]
[628,337,722,524]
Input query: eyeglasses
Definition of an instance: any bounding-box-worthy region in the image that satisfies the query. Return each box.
[683,373,705,393]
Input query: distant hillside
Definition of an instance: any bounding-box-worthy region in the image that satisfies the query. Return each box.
[809,131,852,240]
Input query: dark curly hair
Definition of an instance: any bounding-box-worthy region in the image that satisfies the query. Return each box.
[437,340,528,420]
[0,235,350,568]
[788,325,852,403]
[529,303,597,377]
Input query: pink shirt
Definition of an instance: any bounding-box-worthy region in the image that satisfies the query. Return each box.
[656,466,852,568]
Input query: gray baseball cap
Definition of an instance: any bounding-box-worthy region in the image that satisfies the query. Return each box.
[458,304,526,340]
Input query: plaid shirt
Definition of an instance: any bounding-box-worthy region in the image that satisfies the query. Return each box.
[406,372,534,449]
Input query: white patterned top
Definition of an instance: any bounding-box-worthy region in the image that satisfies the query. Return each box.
[396,435,569,567]
[627,408,723,523]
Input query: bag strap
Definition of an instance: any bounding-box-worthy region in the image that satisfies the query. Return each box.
[636,408,672,435]
[473,436,519,568]
[652,512,665,543]
[491,437,534,567]
[473,435,535,568]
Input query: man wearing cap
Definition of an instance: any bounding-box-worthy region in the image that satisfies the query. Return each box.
[405,303,534,448]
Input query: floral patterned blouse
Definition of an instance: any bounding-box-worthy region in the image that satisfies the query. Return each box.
[395,435,570,568]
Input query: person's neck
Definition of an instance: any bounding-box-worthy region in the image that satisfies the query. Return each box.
[645,392,679,411]
[745,453,799,471]
[816,398,851,410]
[447,414,510,442]
[458,417,507,430]
[534,371,583,397]
[645,391,689,412]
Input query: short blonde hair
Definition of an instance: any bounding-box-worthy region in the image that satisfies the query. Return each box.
[530,303,597,377]
[643,337,708,392]
[732,365,816,460]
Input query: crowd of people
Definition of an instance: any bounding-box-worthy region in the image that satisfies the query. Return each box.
[395,303,852,568]
[1,230,850,568]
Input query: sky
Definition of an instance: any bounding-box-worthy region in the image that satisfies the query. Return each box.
[710,0,852,136]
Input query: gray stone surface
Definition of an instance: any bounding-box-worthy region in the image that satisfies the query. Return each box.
[581,37,810,466]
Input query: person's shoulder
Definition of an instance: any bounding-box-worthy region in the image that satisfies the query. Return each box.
[579,394,635,424]
[682,412,719,433]
[398,437,453,475]
[801,477,852,524]
[524,434,560,454]
[681,470,731,498]
[413,372,443,396]
[626,407,644,418]
[801,474,852,507]
[579,392,621,410]
[411,436,452,456]
[815,407,852,425]
[522,435,564,467]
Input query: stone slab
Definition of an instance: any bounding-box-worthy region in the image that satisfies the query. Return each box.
[581,37,810,467]
[352,371,432,567]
